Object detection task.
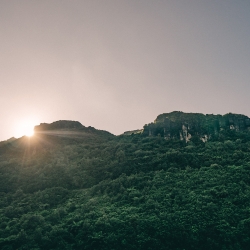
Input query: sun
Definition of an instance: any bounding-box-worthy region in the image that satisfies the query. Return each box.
[23,125,34,137]
[15,119,37,138]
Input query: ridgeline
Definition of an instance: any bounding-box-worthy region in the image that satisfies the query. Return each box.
[1,112,250,249]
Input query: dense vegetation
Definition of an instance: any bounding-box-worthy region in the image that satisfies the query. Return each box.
[1,114,250,249]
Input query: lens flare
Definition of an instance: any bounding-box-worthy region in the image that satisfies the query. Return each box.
[15,120,36,138]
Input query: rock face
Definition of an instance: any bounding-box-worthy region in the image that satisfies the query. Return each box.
[142,111,250,142]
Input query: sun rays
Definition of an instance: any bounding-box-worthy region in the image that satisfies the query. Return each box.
[14,119,37,138]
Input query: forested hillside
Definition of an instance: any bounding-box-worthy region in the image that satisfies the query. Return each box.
[1,114,250,249]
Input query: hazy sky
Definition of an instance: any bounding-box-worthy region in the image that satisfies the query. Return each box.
[1,0,250,140]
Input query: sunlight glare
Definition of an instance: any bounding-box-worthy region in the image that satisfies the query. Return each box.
[15,119,37,138]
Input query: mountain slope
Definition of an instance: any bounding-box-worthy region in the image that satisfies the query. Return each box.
[0,115,250,249]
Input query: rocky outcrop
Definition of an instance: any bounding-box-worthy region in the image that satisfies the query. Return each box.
[142,111,250,142]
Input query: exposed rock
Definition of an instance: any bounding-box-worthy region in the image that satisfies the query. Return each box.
[142,111,250,142]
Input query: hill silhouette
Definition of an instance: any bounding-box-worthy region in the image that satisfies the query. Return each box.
[0,112,250,249]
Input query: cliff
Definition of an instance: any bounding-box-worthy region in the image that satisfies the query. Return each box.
[142,111,250,142]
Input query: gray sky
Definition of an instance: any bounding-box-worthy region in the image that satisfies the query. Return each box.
[1,0,250,140]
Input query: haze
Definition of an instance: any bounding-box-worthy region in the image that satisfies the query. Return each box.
[1,0,250,141]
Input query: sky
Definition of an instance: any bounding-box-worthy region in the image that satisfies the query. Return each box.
[1,0,250,140]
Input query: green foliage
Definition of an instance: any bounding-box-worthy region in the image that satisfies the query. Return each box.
[0,117,250,249]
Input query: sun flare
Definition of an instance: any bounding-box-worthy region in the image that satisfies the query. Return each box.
[24,127,34,137]
[15,120,37,138]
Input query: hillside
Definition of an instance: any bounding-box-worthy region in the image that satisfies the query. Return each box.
[1,113,250,249]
